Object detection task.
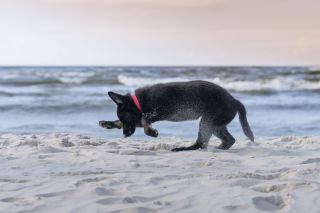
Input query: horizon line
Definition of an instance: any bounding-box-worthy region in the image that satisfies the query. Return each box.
[0,64,318,68]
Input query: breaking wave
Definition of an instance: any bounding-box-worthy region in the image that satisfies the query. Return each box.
[117,75,320,92]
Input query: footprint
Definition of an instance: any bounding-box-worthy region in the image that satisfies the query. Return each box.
[123,197,138,203]
[38,154,53,159]
[221,172,280,180]
[120,149,157,155]
[119,150,157,156]
[147,143,175,151]
[223,204,249,211]
[107,141,120,147]
[41,146,66,153]
[18,140,39,147]
[107,207,154,213]
[97,196,153,205]
[252,196,285,211]
[80,141,103,146]
[75,176,109,187]
[96,196,143,205]
[301,158,320,164]
[153,200,172,206]
[252,185,286,193]
[60,138,74,147]
[36,189,74,198]
[96,197,122,205]
[0,178,29,183]
[95,187,117,196]
[231,178,261,188]
[0,197,23,203]
[251,182,311,193]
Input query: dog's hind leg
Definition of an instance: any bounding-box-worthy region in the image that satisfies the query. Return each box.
[213,126,235,150]
[171,118,212,152]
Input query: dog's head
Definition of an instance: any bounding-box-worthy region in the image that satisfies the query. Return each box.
[108,91,142,137]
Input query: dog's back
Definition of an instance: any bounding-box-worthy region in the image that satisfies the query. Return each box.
[136,80,238,124]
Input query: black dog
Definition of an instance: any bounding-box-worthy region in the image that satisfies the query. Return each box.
[99,80,254,152]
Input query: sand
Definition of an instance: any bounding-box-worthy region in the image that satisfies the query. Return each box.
[0,134,319,213]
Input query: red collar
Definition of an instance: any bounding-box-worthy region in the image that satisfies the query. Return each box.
[131,95,143,113]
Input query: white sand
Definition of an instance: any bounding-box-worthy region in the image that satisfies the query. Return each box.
[0,134,319,213]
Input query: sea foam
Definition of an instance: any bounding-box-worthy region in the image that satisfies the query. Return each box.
[117,74,320,92]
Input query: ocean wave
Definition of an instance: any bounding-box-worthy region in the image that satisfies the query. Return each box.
[0,91,14,97]
[38,71,96,84]
[117,75,320,92]
[0,70,101,85]
[1,67,319,92]
[117,74,193,86]
[0,102,112,113]
[306,70,320,75]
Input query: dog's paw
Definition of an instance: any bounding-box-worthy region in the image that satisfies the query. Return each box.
[99,120,115,129]
[145,128,158,137]
[151,129,158,137]
[99,120,108,128]
[216,142,234,150]
[171,147,185,152]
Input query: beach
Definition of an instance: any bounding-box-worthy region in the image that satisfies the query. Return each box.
[0,66,319,212]
[2,0,320,211]
[1,134,319,212]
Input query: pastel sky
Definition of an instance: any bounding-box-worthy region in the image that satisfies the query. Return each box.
[0,0,319,66]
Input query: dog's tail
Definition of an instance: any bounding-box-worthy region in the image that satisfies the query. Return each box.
[236,99,254,142]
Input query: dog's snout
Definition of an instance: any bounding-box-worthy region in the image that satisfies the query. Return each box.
[123,131,131,138]
[123,125,135,138]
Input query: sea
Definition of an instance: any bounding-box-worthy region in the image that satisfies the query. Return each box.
[0,66,319,140]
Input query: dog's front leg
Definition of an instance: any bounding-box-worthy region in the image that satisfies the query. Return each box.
[99,120,123,129]
[141,118,158,137]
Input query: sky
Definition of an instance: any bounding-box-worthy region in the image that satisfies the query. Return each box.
[0,0,319,66]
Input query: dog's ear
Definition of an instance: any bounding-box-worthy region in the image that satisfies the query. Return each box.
[108,91,125,105]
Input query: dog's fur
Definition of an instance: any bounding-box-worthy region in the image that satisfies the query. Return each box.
[99,80,254,151]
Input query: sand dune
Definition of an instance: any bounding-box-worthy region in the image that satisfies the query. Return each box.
[0,134,319,213]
